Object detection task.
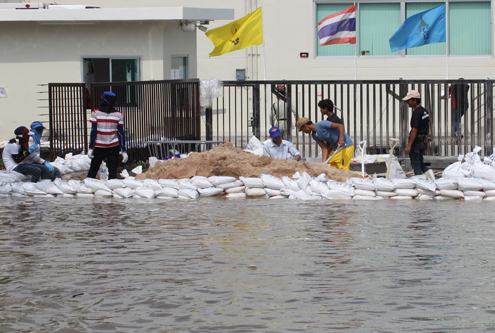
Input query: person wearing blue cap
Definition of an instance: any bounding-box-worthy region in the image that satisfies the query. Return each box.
[263,126,301,161]
[87,91,128,180]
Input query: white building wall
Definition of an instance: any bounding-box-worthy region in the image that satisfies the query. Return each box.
[0,20,197,140]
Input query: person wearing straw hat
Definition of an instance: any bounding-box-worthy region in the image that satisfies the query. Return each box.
[263,126,301,161]
[296,117,354,171]
[402,89,435,181]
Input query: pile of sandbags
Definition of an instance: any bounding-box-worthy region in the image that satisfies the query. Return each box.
[1,171,494,201]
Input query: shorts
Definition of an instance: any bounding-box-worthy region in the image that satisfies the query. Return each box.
[327,145,354,171]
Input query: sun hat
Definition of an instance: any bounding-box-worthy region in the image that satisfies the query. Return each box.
[296,117,310,131]
[402,90,421,101]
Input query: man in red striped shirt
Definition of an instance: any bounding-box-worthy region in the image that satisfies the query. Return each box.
[87,91,128,180]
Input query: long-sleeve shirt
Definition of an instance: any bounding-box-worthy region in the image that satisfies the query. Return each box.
[89,110,126,150]
[263,139,301,160]
[2,142,45,173]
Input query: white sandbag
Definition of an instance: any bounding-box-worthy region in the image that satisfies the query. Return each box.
[417,188,438,196]
[309,179,329,195]
[392,178,416,189]
[463,190,485,198]
[68,180,94,194]
[476,178,495,191]
[373,178,396,191]
[281,176,300,192]
[178,189,199,199]
[390,196,415,200]
[321,190,352,200]
[23,183,47,196]
[155,187,178,198]
[260,174,285,190]
[280,189,297,197]
[215,180,244,190]
[433,195,456,200]
[484,196,495,201]
[55,179,77,194]
[83,178,111,192]
[239,176,265,188]
[442,155,467,178]
[443,190,464,198]
[413,177,436,192]
[395,188,419,197]
[190,176,213,189]
[158,179,179,189]
[142,179,162,191]
[225,192,246,199]
[327,180,355,196]
[131,165,143,174]
[472,163,495,182]
[113,187,134,198]
[208,176,237,186]
[198,187,223,197]
[106,179,126,190]
[296,172,312,190]
[178,179,198,190]
[223,186,243,194]
[348,177,375,191]
[417,194,435,200]
[353,195,384,200]
[245,136,264,153]
[457,178,483,191]
[376,191,397,197]
[245,187,267,197]
[61,193,75,198]
[11,192,27,197]
[10,171,30,182]
[0,171,17,183]
[269,195,286,199]
[134,187,155,199]
[354,189,376,197]
[264,188,281,197]
[0,183,13,194]
[435,178,458,190]
[463,196,483,201]
[76,193,94,198]
[94,189,112,197]
[484,190,495,197]
[12,182,25,194]
[34,180,53,192]
[294,190,321,201]
[123,178,143,189]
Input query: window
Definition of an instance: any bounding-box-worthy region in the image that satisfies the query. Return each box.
[83,58,139,83]
[316,1,491,57]
[171,56,188,79]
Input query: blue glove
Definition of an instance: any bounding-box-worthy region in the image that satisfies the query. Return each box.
[44,162,54,172]
[29,145,38,153]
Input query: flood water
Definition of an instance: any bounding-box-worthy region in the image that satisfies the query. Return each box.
[1,197,495,332]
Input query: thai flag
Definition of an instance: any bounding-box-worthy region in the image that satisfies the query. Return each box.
[318,5,356,46]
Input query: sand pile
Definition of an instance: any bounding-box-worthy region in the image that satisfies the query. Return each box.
[136,143,362,182]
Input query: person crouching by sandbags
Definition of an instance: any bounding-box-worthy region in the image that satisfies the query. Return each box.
[87,91,128,180]
[2,126,59,182]
[296,117,354,171]
[263,126,301,161]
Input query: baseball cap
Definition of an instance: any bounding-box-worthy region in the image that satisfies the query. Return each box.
[402,90,421,101]
[269,126,281,138]
[296,117,310,131]
[30,121,45,130]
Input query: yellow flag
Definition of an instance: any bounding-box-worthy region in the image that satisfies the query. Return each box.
[205,7,263,57]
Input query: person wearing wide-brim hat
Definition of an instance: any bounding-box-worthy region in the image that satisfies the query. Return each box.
[263,126,301,161]
[296,116,354,171]
[402,90,435,181]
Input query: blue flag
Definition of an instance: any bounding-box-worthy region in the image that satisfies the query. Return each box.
[389,4,446,52]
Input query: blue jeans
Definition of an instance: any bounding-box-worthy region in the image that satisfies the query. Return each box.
[409,141,429,175]
[14,163,60,182]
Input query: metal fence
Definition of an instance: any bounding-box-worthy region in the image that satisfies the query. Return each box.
[48,79,494,162]
[48,79,200,162]
[205,79,494,158]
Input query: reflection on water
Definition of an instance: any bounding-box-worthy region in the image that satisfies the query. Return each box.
[1,197,495,332]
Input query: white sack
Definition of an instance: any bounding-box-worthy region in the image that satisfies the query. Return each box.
[208,176,237,186]
[134,187,155,199]
[321,190,352,200]
[225,192,246,199]
[439,189,464,198]
[457,178,483,191]
[239,176,265,188]
[83,178,111,192]
[94,189,112,197]
[123,178,143,189]
[245,187,267,197]
[113,187,134,198]
[373,178,396,191]
[226,186,245,193]
[178,189,199,199]
[198,187,223,197]
[191,176,213,189]
[158,179,179,189]
[260,174,285,190]
[155,187,179,198]
[395,188,419,197]
[215,180,244,190]
[264,188,281,197]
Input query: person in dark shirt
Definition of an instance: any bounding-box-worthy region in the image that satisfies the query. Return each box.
[318,99,344,126]
[402,90,435,181]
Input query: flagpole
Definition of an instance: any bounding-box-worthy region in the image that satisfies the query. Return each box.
[354,2,357,80]
[261,6,267,80]
[445,2,449,79]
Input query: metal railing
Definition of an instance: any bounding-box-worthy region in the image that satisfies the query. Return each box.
[206,79,494,158]
[48,79,494,162]
[48,79,201,162]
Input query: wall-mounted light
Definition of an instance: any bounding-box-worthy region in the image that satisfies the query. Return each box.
[180,21,209,32]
